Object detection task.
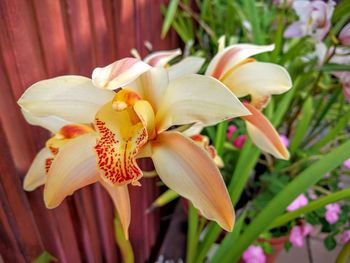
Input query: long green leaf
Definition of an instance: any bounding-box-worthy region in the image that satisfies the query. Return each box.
[32,251,57,263]
[211,211,247,261]
[289,97,313,153]
[212,139,350,263]
[321,63,350,72]
[336,240,350,263]
[311,110,350,151]
[161,0,180,39]
[269,188,350,229]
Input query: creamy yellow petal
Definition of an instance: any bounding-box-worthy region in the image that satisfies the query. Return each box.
[21,109,72,134]
[127,67,169,112]
[92,58,151,90]
[134,100,156,139]
[242,103,290,160]
[168,56,205,80]
[151,131,235,231]
[155,74,250,132]
[18,76,115,124]
[205,44,274,79]
[94,99,148,185]
[222,61,292,108]
[23,147,52,191]
[100,181,131,239]
[44,133,99,208]
[143,49,181,67]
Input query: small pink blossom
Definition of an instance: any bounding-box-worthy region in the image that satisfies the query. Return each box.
[339,23,350,46]
[233,134,247,149]
[339,230,350,244]
[343,158,350,169]
[325,203,341,224]
[290,226,304,247]
[279,134,290,147]
[226,125,237,141]
[273,0,293,7]
[307,189,318,200]
[287,194,308,212]
[242,245,266,263]
[289,223,313,247]
[284,0,335,40]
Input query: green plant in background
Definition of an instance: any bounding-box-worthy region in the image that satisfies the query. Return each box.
[161,0,350,262]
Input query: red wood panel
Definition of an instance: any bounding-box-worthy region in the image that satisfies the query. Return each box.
[0,0,179,262]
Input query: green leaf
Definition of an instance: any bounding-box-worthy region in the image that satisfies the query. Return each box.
[269,188,350,230]
[32,251,57,263]
[321,64,350,72]
[211,211,247,261]
[336,240,350,263]
[161,0,180,39]
[289,97,313,153]
[324,235,337,251]
[332,0,350,23]
[215,121,228,155]
[211,139,350,263]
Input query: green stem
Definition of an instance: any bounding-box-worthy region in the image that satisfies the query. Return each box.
[215,121,228,155]
[186,203,199,263]
[114,215,134,263]
[336,240,350,263]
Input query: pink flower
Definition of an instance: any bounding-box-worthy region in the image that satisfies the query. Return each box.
[242,245,266,263]
[227,125,237,141]
[307,189,318,200]
[287,194,308,212]
[289,223,313,247]
[325,203,341,224]
[339,23,350,46]
[339,230,350,244]
[290,226,304,247]
[343,158,350,169]
[279,134,290,147]
[284,0,335,40]
[233,134,247,149]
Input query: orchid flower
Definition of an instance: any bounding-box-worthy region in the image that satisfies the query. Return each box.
[135,48,205,81]
[19,57,250,238]
[206,44,292,159]
[339,23,350,46]
[284,0,335,41]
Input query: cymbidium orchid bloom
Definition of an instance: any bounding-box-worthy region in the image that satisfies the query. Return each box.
[19,57,250,238]
[206,44,292,159]
[284,0,335,41]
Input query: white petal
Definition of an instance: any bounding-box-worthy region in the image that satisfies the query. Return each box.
[127,67,169,112]
[44,133,99,208]
[151,132,234,231]
[23,148,52,191]
[222,61,292,105]
[92,58,151,90]
[168,56,205,80]
[143,49,181,67]
[18,76,115,124]
[205,44,274,79]
[100,181,131,239]
[155,74,250,132]
[21,109,72,134]
[243,103,290,160]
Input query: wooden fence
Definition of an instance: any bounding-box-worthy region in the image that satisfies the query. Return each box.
[0,0,178,262]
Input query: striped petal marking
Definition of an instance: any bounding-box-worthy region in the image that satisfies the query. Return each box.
[94,89,149,185]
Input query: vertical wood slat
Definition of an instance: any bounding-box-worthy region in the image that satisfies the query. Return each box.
[0,0,179,262]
